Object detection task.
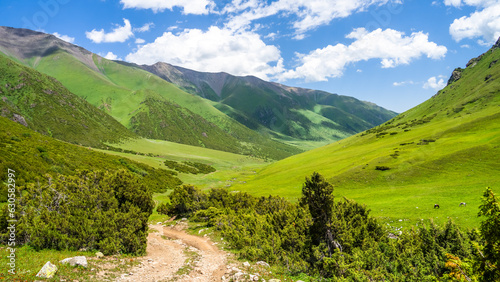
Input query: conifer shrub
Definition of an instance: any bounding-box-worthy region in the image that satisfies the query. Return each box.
[161,173,497,280]
[0,170,154,255]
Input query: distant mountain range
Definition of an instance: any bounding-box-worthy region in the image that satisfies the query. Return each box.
[0,26,396,158]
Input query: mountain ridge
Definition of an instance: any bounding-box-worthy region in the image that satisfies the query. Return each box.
[0,26,302,159]
[136,60,397,148]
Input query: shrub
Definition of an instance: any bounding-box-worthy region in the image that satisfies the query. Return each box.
[0,170,154,255]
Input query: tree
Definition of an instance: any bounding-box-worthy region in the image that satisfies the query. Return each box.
[299,172,336,256]
[477,187,500,281]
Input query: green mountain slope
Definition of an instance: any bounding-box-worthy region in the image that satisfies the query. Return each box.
[232,39,500,228]
[0,52,135,147]
[0,26,300,160]
[142,63,398,149]
[0,116,182,197]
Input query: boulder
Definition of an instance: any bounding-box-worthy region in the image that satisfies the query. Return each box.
[36,261,58,279]
[60,256,88,268]
[243,261,251,267]
[95,251,104,258]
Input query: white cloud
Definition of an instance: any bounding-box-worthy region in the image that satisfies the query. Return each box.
[444,0,496,8]
[445,1,500,45]
[135,38,146,44]
[393,80,414,86]
[423,76,446,90]
[279,28,447,82]
[449,3,500,45]
[224,0,395,38]
[103,52,121,61]
[52,32,75,43]
[86,19,134,43]
[126,26,284,80]
[120,0,215,14]
[135,22,154,32]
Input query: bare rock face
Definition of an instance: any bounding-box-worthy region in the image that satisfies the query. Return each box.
[447,68,464,85]
[11,113,28,127]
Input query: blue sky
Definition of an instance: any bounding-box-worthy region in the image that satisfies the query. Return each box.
[1,0,499,112]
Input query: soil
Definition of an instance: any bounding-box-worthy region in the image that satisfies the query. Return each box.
[115,223,228,282]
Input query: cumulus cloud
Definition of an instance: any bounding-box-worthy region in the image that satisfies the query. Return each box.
[103,52,121,61]
[126,26,284,80]
[120,0,215,14]
[449,3,500,45]
[52,32,75,43]
[423,76,446,90]
[224,0,395,38]
[86,19,134,43]
[445,1,500,45]
[135,38,146,44]
[279,28,447,82]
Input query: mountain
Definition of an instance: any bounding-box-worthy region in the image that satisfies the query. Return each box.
[231,38,500,227]
[0,52,135,147]
[140,62,398,149]
[0,26,300,160]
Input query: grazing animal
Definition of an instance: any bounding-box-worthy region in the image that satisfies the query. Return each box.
[434,204,440,209]
[459,202,466,207]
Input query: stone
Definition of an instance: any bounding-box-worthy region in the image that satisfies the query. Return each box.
[269,279,281,282]
[233,272,246,280]
[256,261,270,268]
[12,113,28,127]
[60,256,88,268]
[36,261,58,279]
[95,251,104,258]
[250,274,260,281]
[243,261,251,267]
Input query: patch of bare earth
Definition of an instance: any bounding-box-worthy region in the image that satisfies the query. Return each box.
[115,223,228,282]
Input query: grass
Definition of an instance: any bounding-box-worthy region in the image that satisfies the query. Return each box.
[29,51,301,160]
[0,245,139,281]
[227,44,500,230]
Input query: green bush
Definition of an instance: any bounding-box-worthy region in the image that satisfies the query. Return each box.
[0,170,154,255]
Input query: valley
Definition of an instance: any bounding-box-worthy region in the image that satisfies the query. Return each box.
[0,24,499,281]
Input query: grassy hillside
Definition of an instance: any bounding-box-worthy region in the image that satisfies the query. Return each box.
[0,116,182,197]
[98,138,267,189]
[143,63,398,149]
[37,51,300,159]
[0,53,135,147]
[230,41,500,229]
[0,27,301,159]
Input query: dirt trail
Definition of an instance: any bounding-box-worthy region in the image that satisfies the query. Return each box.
[116,224,227,282]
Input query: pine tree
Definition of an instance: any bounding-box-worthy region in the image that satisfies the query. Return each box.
[478,187,500,281]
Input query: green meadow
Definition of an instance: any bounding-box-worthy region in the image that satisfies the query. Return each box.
[100,45,500,231]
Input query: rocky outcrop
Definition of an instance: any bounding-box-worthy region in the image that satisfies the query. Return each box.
[447,68,464,85]
[11,113,28,127]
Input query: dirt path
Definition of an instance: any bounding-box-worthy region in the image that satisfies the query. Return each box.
[116,223,228,282]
